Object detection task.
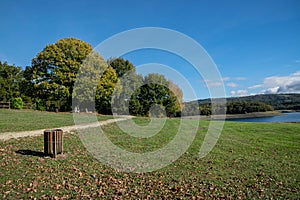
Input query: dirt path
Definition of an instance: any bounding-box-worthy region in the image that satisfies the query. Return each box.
[0,116,133,141]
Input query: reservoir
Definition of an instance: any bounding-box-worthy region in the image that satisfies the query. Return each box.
[227,112,300,123]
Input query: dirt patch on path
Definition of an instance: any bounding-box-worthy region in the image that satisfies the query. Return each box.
[0,116,133,141]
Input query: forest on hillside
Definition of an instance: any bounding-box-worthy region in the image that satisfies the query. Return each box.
[182,93,300,116]
[226,94,300,110]
[183,101,275,116]
[196,94,300,111]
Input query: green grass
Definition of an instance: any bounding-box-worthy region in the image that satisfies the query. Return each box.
[0,118,299,199]
[0,109,113,133]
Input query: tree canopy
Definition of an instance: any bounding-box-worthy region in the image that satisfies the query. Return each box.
[108,57,135,78]
[95,66,119,114]
[28,38,93,110]
[129,73,181,117]
[0,61,23,102]
[0,37,183,116]
[72,51,110,112]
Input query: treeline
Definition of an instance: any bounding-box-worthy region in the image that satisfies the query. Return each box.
[227,94,300,110]
[0,38,182,116]
[226,102,274,114]
[197,94,300,111]
[183,101,274,116]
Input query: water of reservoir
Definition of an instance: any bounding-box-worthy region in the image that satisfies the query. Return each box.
[227,112,300,123]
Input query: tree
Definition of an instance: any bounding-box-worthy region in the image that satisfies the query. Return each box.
[199,104,212,116]
[225,102,274,114]
[108,57,140,114]
[0,61,23,102]
[73,51,108,112]
[112,70,143,115]
[130,73,181,117]
[72,51,121,114]
[108,57,135,78]
[21,66,36,103]
[28,38,93,110]
[95,66,119,114]
[168,81,183,116]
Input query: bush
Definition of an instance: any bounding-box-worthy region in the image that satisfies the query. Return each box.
[33,98,46,111]
[11,97,23,109]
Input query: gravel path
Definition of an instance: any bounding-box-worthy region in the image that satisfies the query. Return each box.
[0,116,133,141]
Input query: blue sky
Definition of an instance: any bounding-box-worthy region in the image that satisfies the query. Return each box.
[1,0,300,100]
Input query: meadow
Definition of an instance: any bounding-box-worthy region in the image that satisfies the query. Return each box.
[0,109,113,133]
[0,110,299,199]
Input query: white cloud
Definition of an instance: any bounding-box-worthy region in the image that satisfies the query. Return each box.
[204,76,246,90]
[222,77,231,81]
[292,71,300,76]
[226,82,238,88]
[204,80,223,88]
[249,71,300,94]
[235,77,247,81]
[222,77,246,81]
[230,90,248,97]
[248,84,262,89]
[263,87,280,94]
[263,71,300,93]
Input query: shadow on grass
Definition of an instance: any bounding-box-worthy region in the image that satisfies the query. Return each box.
[16,149,46,157]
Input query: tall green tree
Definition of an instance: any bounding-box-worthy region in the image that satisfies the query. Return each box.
[0,61,23,102]
[21,66,35,102]
[112,70,143,115]
[130,73,181,117]
[168,81,183,115]
[95,66,119,114]
[28,38,92,110]
[108,57,135,78]
[73,51,108,112]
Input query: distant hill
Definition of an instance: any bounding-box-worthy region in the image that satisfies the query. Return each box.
[195,93,300,110]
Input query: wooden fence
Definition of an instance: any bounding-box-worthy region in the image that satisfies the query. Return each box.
[0,102,10,109]
[0,102,32,109]
[23,102,33,109]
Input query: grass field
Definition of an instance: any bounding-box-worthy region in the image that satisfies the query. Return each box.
[0,109,113,133]
[0,113,299,199]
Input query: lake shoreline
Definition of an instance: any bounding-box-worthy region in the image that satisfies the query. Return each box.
[182,111,283,120]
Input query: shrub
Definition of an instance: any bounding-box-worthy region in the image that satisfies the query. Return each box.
[33,98,46,111]
[11,97,23,109]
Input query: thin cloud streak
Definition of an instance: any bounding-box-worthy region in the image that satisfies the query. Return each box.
[230,90,248,97]
[226,82,239,88]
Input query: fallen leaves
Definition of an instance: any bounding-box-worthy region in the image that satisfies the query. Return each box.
[0,132,299,199]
